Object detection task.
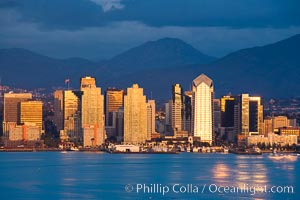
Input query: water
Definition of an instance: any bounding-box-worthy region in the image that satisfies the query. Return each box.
[0,152,299,200]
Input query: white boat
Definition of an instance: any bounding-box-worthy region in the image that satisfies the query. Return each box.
[223,148,229,153]
[193,147,199,153]
[70,147,79,151]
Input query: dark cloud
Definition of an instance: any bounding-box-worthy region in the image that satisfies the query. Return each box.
[0,0,299,30]
[0,0,299,59]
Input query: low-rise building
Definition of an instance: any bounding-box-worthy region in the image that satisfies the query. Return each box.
[246,133,297,146]
[83,125,105,147]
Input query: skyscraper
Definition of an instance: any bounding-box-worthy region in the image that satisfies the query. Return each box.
[20,101,43,129]
[213,99,221,132]
[63,90,82,141]
[192,74,214,145]
[172,84,183,132]
[3,93,32,134]
[54,90,64,131]
[147,100,156,140]
[124,84,147,144]
[164,100,173,133]
[182,91,192,133]
[80,76,105,146]
[105,88,124,126]
[4,93,32,123]
[234,94,263,137]
[220,96,235,128]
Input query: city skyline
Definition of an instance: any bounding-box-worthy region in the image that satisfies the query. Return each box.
[0,1,299,200]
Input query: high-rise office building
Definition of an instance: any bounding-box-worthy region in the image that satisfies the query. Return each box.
[80,76,105,146]
[172,84,183,132]
[192,74,214,145]
[234,94,263,137]
[220,96,235,127]
[3,93,32,123]
[124,84,147,144]
[54,90,64,131]
[164,100,173,133]
[116,108,124,142]
[147,100,156,140]
[3,93,32,134]
[182,91,192,133]
[213,99,221,132]
[20,101,43,129]
[105,88,124,126]
[63,90,82,141]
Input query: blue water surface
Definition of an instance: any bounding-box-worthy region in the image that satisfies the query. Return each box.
[0,152,299,200]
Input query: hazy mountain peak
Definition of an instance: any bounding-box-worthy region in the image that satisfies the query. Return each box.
[104,37,216,72]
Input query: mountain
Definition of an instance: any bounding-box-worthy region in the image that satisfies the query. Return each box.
[102,38,216,73]
[1,34,300,99]
[207,33,300,97]
[112,34,300,99]
[0,48,98,88]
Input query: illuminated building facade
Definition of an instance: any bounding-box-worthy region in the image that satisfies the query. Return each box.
[124,84,147,144]
[192,74,214,145]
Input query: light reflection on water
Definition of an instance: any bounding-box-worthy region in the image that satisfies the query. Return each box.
[0,152,298,200]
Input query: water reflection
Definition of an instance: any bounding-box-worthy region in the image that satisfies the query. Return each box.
[212,156,268,188]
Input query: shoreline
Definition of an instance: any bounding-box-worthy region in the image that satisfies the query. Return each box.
[0,148,297,154]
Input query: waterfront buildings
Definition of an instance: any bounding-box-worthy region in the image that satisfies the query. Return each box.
[2,93,43,147]
[83,125,105,147]
[246,133,297,146]
[80,76,105,146]
[278,127,300,137]
[192,74,214,145]
[124,84,147,144]
[262,116,296,135]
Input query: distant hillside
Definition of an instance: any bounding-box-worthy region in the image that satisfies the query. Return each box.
[102,38,216,73]
[111,34,300,99]
[1,34,300,99]
[0,48,98,88]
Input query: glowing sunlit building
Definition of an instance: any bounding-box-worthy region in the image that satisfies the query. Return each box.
[124,84,147,144]
[81,76,105,146]
[3,93,32,134]
[20,101,43,129]
[172,84,183,132]
[105,88,124,126]
[234,94,263,137]
[147,100,156,139]
[192,74,214,145]
[62,90,82,141]
[83,125,105,147]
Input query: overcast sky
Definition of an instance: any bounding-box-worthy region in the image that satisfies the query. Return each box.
[0,0,299,60]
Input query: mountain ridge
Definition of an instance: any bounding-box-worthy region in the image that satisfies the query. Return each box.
[1,34,300,99]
